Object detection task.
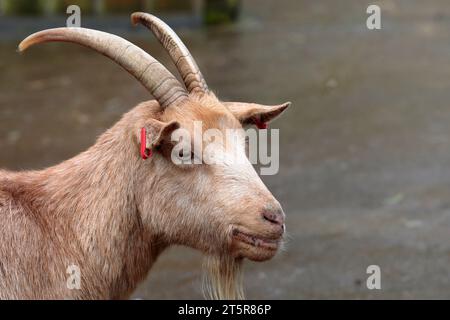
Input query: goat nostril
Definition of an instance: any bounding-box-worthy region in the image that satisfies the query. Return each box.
[262,210,284,226]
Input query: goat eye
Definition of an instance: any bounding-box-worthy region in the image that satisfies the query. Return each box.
[178,149,184,158]
[178,149,196,160]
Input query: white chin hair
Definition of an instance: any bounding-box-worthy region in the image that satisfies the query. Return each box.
[202,254,244,300]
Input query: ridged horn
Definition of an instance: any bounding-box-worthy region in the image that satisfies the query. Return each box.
[18,27,188,108]
[131,12,208,94]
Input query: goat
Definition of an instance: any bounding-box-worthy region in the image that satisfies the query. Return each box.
[0,13,290,299]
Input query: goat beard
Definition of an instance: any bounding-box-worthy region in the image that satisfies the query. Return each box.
[202,254,244,300]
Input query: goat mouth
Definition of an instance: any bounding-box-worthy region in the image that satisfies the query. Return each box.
[232,228,280,251]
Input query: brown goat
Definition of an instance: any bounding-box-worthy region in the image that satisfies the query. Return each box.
[0,13,290,299]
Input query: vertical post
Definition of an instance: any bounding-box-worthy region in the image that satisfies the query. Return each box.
[192,0,203,21]
[0,0,7,15]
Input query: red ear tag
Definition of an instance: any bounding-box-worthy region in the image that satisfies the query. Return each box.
[140,127,152,160]
[254,119,268,129]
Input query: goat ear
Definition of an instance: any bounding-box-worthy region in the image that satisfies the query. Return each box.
[139,119,180,150]
[224,101,291,127]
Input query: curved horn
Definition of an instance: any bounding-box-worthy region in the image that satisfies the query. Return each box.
[19,28,188,108]
[131,12,208,94]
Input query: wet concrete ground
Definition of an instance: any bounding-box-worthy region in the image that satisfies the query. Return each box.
[3,0,450,298]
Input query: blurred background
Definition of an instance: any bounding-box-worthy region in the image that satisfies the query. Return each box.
[2,0,450,299]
